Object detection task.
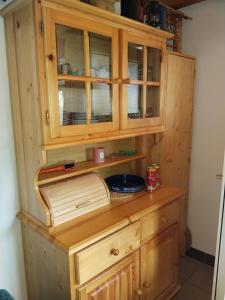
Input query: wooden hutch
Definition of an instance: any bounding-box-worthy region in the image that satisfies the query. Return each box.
[1,0,195,299]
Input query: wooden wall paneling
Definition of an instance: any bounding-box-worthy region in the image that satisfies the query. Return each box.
[5,3,50,225]
[22,223,73,300]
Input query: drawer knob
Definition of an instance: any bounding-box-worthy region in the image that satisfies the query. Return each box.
[136,289,142,295]
[111,248,120,256]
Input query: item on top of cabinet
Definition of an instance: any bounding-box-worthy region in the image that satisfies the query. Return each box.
[148,0,161,28]
[121,0,143,22]
[105,174,145,193]
[39,160,76,174]
[93,147,105,163]
[114,0,121,15]
[89,0,116,12]
[146,166,157,192]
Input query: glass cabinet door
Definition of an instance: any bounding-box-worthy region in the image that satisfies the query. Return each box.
[121,32,165,129]
[44,8,118,138]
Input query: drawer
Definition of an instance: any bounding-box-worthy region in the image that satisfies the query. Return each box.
[141,200,179,242]
[75,222,140,284]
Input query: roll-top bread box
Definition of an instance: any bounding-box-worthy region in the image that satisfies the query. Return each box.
[39,173,110,227]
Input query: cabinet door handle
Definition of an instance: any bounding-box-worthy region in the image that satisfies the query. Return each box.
[48,54,54,61]
[111,248,120,256]
[136,289,142,295]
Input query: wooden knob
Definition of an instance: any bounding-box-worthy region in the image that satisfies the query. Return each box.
[136,289,142,295]
[111,248,120,256]
[48,54,54,61]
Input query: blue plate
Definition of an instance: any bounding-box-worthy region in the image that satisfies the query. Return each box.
[105,174,145,193]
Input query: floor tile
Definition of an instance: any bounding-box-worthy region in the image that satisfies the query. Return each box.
[172,282,211,300]
[178,257,201,283]
[187,263,214,294]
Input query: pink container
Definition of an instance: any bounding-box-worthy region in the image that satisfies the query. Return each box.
[93,147,105,163]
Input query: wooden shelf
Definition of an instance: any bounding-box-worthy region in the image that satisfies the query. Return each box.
[123,79,160,86]
[43,126,165,150]
[58,74,112,84]
[38,153,145,186]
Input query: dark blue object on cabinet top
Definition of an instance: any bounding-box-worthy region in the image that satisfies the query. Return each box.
[105,174,145,193]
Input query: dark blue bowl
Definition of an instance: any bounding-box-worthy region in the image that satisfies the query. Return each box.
[105,174,145,193]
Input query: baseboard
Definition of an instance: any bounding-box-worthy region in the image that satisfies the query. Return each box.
[186,247,215,267]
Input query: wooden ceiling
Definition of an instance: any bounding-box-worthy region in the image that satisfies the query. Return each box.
[161,0,206,9]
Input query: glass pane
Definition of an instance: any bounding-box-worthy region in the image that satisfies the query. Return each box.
[146,87,160,118]
[56,25,85,76]
[128,84,143,119]
[91,83,112,123]
[58,80,86,126]
[128,43,144,80]
[89,33,111,78]
[147,48,161,81]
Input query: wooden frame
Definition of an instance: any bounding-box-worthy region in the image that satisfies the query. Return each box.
[120,30,167,130]
[43,7,119,138]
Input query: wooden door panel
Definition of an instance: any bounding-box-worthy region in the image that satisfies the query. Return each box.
[120,30,166,130]
[159,52,195,255]
[78,252,139,300]
[141,225,179,300]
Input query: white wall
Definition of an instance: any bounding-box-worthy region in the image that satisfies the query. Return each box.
[0,17,27,299]
[182,0,225,255]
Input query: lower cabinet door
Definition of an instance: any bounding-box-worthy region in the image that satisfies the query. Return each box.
[141,224,179,300]
[78,251,140,300]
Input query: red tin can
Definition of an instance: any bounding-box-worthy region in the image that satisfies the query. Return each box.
[146,166,157,192]
[151,164,160,187]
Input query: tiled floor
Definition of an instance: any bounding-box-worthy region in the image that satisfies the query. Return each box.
[172,256,214,300]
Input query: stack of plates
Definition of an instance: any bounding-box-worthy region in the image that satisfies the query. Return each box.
[62,112,113,125]
[63,111,72,125]
[71,112,87,125]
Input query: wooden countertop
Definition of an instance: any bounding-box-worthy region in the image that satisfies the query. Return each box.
[19,186,185,255]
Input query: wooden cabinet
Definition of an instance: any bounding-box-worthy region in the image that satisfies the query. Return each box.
[2,1,194,300]
[4,0,172,150]
[78,252,140,300]
[120,31,167,130]
[141,225,179,300]
[44,7,119,139]
[20,189,182,300]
